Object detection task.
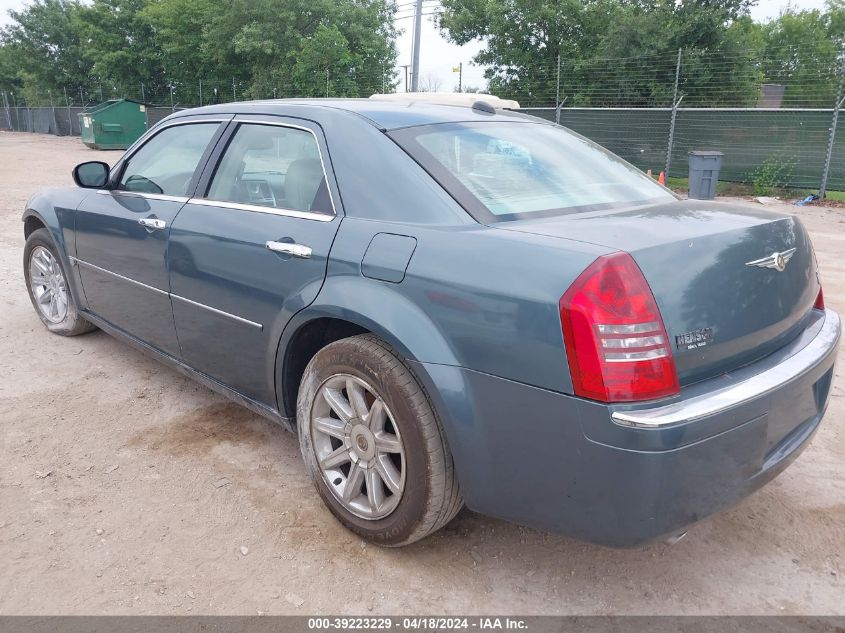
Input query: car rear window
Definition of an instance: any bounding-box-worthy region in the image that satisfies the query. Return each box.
[390,121,675,222]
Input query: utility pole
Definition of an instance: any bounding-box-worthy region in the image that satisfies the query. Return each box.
[140,82,145,104]
[232,77,236,101]
[170,84,175,112]
[326,68,330,98]
[410,0,423,92]
[458,62,462,92]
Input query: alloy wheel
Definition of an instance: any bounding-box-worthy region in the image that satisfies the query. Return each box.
[29,246,68,324]
[310,374,406,520]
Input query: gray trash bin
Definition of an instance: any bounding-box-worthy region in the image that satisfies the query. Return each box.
[688,150,724,200]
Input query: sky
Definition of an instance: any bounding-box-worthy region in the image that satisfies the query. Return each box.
[0,0,833,93]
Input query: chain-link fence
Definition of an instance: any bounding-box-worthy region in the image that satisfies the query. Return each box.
[2,46,844,194]
[521,107,845,192]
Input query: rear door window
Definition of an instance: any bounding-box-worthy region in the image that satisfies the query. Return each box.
[206,123,333,215]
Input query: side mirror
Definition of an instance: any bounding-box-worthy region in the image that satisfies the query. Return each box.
[73,161,110,189]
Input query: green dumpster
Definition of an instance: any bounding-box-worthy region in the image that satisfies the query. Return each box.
[78,99,148,150]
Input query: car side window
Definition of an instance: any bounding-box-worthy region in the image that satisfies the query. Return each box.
[207,123,333,215]
[118,123,219,197]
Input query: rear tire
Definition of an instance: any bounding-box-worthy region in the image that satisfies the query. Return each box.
[297,334,462,546]
[24,228,96,336]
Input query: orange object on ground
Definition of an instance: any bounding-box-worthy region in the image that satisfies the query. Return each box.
[658,171,666,185]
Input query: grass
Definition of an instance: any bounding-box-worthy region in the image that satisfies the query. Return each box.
[664,176,845,203]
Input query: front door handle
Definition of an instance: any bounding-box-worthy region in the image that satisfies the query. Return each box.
[266,241,312,259]
[139,218,166,230]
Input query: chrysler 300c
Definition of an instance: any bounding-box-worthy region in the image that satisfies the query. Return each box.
[21,97,839,547]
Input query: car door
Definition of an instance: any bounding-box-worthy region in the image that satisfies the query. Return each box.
[74,117,229,357]
[167,116,343,405]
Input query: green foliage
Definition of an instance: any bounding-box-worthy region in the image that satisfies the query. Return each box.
[0,0,398,105]
[759,0,845,107]
[438,0,763,106]
[751,154,798,196]
[1,0,92,103]
[437,0,845,108]
[77,0,165,94]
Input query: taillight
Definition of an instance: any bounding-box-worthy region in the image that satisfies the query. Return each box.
[559,252,680,403]
[814,287,825,310]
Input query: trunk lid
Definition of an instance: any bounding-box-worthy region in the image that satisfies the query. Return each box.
[496,199,820,385]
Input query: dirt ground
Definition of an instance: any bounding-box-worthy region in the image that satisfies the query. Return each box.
[0,131,843,615]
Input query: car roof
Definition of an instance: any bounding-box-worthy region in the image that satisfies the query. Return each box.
[175,98,542,131]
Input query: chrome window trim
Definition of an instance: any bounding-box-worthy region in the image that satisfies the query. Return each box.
[197,118,338,220]
[108,118,230,198]
[119,117,231,161]
[70,256,168,297]
[96,190,190,204]
[170,293,263,330]
[71,256,263,331]
[611,310,841,429]
[186,197,334,222]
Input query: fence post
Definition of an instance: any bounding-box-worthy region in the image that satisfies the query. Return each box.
[820,64,845,200]
[2,91,12,129]
[232,77,236,101]
[664,48,682,178]
[198,79,202,106]
[555,53,561,124]
[10,92,18,131]
[64,87,72,136]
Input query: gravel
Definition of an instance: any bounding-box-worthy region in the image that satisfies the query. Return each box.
[0,132,842,615]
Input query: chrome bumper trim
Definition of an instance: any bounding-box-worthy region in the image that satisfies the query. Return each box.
[611,310,841,429]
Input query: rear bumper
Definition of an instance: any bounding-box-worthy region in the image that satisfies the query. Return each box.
[415,309,839,547]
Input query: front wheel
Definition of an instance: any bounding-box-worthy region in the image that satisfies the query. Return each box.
[297,334,462,546]
[23,228,96,336]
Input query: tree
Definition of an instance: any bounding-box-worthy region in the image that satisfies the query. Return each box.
[760,0,845,106]
[141,0,222,93]
[437,0,763,106]
[0,0,91,104]
[76,0,165,96]
[0,0,398,104]
[418,72,442,92]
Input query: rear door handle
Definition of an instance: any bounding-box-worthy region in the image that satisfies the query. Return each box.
[139,218,167,230]
[266,241,312,259]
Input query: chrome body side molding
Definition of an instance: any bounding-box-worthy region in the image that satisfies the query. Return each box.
[71,256,263,331]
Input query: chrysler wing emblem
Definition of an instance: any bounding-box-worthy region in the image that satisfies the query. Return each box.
[745,248,797,272]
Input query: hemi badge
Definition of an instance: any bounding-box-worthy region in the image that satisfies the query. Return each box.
[675,327,714,351]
